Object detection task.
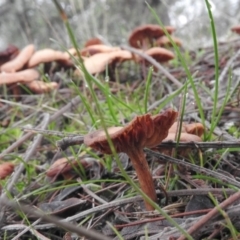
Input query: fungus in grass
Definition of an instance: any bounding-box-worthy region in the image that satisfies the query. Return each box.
[84,109,178,211]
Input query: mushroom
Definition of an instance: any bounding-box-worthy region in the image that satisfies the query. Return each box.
[128,24,175,49]
[27,49,71,68]
[81,45,120,57]
[0,69,39,85]
[162,122,204,156]
[75,50,133,76]
[1,44,35,72]
[84,108,178,210]
[84,37,103,47]
[231,25,240,34]
[144,47,175,63]
[155,36,182,47]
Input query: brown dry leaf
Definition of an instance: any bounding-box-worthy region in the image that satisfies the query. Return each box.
[27,49,70,68]
[25,80,58,93]
[0,69,39,85]
[1,44,35,72]
[0,162,14,179]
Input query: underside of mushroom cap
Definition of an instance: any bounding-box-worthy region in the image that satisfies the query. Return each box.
[129,24,175,48]
[84,109,178,154]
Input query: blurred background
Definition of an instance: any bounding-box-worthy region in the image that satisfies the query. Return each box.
[0,0,240,50]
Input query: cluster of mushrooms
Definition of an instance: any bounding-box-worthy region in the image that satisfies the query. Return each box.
[0,24,182,94]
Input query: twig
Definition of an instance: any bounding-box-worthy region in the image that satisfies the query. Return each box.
[121,45,183,88]
[0,197,111,240]
[23,127,80,138]
[2,188,235,231]
[57,135,84,150]
[145,149,240,188]
[159,140,240,149]
[177,190,240,240]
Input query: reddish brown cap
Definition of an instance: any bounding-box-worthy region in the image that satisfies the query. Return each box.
[46,158,78,178]
[231,25,240,34]
[84,37,103,47]
[84,108,178,154]
[128,24,176,48]
[156,36,182,47]
[81,45,120,57]
[144,47,175,63]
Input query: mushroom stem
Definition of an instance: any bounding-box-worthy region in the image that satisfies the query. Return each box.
[128,148,157,211]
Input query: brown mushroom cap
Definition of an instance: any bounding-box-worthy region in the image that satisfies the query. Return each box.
[84,37,103,47]
[46,158,78,178]
[128,24,176,48]
[143,47,175,63]
[156,36,182,47]
[77,50,133,75]
[27,49,70,68]
[81,45,120,57]
[169,122,204,137]
[231,25,240,34]
[163,132,202,143]
[1,44,35,72]
[84,108,178,154]
[0,69,39,85]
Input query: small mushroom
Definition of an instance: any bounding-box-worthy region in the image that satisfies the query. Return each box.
[84,37,103,47]
[129,24,175,49]
[155,36,182,47]
[84,108,178,210]
[162,122,204,156]
[0,69,39,85]
[231,25,240,34]
[144,47,175,63]
[1,44,35,72]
